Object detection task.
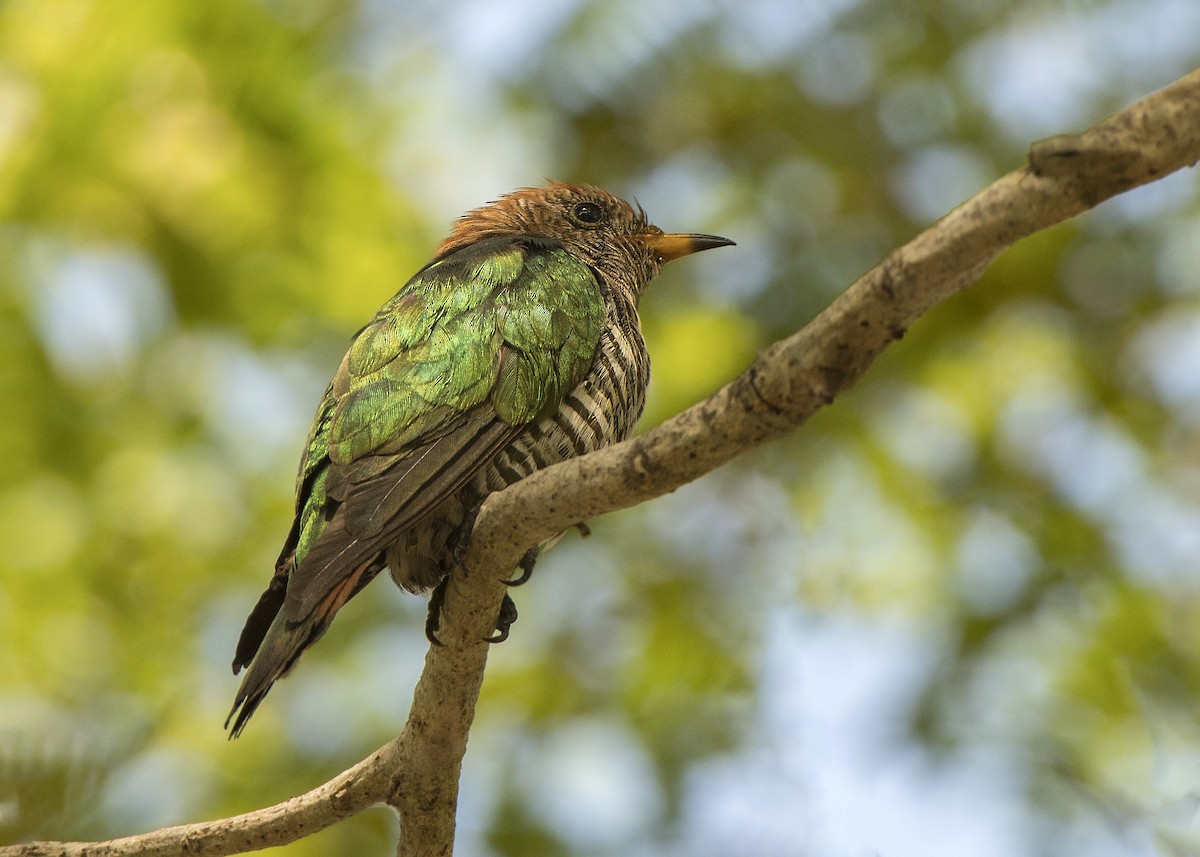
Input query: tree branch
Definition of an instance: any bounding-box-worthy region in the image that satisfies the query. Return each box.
[6,67,1198,857]
[459,66,1200,591]
[3,747,393,856]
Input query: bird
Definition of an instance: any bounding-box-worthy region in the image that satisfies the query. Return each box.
[226,181,734,736]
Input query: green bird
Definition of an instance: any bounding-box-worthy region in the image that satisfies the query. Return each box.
[227,181,733,736]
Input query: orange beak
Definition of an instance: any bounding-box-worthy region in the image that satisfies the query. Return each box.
[642,231,735,265]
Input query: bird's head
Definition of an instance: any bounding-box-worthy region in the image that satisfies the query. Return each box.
[435,181,733,292]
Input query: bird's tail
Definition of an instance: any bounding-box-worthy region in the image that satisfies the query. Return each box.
[225,560,376,738]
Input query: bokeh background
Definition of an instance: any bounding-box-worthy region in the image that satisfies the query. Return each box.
[2,1,1200,855]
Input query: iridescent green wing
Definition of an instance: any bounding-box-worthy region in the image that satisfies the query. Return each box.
[232,384,337,672]
[282,236,607,621]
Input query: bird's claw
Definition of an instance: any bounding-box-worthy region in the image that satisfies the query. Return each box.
[484,594,518,643]
[502,547,539,587]
[575,521,592,538]
[428,577,519,645]
[425,578,448,647]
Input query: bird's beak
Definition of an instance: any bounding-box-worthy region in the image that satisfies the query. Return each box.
[642,230,736,265]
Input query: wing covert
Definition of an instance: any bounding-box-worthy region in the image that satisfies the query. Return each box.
[280,235,607,621]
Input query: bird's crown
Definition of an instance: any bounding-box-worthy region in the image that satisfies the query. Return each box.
[436,181,649,258]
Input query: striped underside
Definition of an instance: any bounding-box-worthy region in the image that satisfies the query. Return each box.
[385,282,649,591]
[481,288,648,489]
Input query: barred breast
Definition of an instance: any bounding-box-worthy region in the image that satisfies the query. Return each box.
[478,296,649,492]
[386,289,649,591]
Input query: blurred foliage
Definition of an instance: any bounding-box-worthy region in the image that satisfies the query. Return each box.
[1,0,1199,855]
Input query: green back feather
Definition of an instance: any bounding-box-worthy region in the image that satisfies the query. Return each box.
[286,236,606,570]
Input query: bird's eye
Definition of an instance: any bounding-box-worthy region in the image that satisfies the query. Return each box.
[572,202,604,225]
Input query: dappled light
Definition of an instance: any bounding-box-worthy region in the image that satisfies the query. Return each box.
[1,1,1199,855]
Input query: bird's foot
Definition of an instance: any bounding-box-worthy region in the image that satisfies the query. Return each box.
[484,593,518,643]
[502,546,539,586]
[575,521,592,538]
[425,577,448,647]
[450,505,483,568]
[426,575,519,645]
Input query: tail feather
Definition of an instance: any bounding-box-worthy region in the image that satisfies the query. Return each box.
[231,567,289,675]
[225,610,324,738]
[226,559,378,738]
